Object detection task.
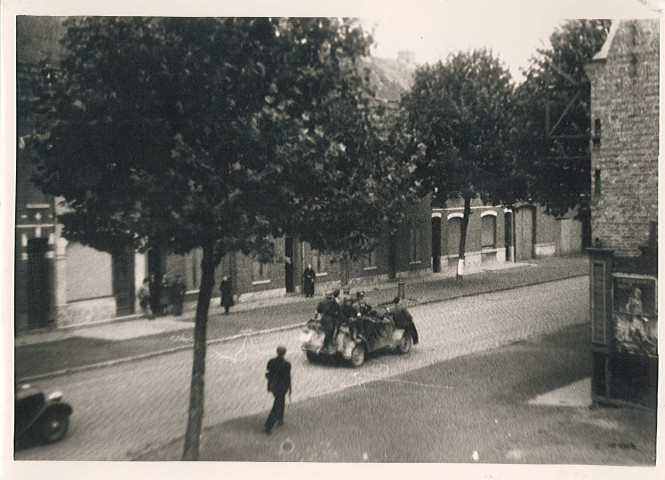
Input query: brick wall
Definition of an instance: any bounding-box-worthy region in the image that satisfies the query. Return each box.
[586,20,659,257]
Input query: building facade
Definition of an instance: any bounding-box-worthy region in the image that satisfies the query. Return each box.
[431,198,583,274]
[584,19,659,408]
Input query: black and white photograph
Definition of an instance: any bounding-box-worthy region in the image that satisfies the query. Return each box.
[1,1,662,479]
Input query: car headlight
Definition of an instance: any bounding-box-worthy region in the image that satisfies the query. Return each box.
[47,391,63,402]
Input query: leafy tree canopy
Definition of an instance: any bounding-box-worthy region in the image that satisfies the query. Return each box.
[25,17,415,261]
[400,49,521,208]
[513,19,611,217]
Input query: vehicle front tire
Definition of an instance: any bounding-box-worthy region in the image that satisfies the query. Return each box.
[397,332,413,354]
[350,344,365,368]
[41,411,69,444]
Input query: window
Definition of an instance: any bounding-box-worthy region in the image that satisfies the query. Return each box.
[593,118,601,150]
[409,228,420,263]
[481,213,497,248]
[447,216,462,257]
[363,250,377,270]
[252,258,270,283]
[595,169,601,196]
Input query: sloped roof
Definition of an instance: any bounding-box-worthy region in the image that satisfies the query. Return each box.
[591,20,620,62]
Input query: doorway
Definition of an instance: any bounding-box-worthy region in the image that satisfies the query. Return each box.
[431,216,441,272]
[27,238,50,328]
[504,210,513,261]
[285,237,295,293]
[516,206,536,261]
[112,248,135,316]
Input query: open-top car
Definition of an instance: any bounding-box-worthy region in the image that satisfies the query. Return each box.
[300,305,418,367]
[15,383,73,448]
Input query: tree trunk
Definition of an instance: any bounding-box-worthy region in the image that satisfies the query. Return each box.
[182,239,215,461]
[456,195,471,282]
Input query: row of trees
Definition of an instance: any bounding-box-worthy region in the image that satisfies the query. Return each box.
[401,20,611,275]
[21,17,610,459]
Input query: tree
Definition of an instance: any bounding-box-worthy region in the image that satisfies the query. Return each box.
[23,17,413,460]
[278,58,421,282]
[513,20,611,228]
[400,49,519,280]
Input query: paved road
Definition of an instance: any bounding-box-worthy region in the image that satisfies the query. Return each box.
[15,277,588,461]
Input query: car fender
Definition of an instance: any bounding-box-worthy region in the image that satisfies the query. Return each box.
[22,401,72,434]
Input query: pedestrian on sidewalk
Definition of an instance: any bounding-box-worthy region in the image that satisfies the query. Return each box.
[171,274,186,316]
[137,278,153,319]
[149,274,160,316]
[219,275,234,314]
[303,263,316,297]
[264,345,291,435]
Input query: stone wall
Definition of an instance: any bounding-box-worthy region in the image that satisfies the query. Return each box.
[586,20,659,257]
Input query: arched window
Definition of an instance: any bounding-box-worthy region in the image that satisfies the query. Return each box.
[447,216,462,257]
[481,212,497,248]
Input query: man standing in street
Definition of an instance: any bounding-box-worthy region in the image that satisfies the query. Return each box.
[264,345,292,435]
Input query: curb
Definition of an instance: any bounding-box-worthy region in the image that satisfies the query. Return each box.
[17,272,588,383]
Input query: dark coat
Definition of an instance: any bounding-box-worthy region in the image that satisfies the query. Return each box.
[392,304,419,344]
[303,267,316,296]
[170,279,186,303]
[220,279,234,308]
[266,356,291,396]
[317,297,341,328]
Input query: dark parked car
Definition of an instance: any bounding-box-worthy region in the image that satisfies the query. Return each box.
[15,383,73,448]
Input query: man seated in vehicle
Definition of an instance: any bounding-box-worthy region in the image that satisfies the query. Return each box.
[352,291,381,342]
[353,291,372,316]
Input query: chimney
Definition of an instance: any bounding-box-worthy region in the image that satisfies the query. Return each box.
[397,51,416,64]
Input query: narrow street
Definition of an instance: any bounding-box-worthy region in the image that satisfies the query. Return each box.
[15,277,588,461]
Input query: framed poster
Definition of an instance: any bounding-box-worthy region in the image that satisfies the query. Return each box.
[613,275,657,356]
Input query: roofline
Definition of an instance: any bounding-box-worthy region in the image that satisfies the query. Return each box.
[590,20,621,63]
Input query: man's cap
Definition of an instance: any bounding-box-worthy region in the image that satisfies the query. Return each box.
[277,345,287,355]
[357,291,365,298]
[333,289,340,297]
[394,296,401,304]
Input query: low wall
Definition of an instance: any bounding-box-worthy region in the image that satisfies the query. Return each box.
[57,297,117,327]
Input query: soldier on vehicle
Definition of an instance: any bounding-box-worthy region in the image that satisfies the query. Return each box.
[317,291,340,350]
[391,296,419,344]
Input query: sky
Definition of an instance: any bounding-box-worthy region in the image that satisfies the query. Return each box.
[364,0,662,80]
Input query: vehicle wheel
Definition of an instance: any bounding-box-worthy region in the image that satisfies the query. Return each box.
[350,344,365,368]
[306,351,317,363]
[397,332,413,354]
[41,411,69,444]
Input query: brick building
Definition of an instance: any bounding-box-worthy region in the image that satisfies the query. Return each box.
[584,19,659,407]
[431,199,583,274]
